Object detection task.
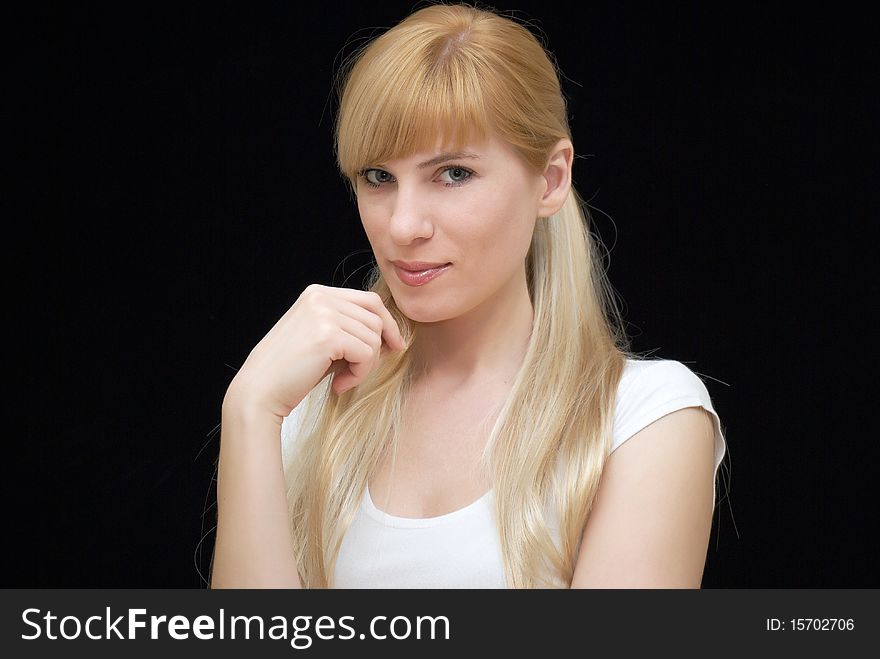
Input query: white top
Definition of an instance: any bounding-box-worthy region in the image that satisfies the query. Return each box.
[280,358,728,588]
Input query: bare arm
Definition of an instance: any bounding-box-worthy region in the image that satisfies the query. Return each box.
[209,393,302,588]
[207,285,406,588]
[570,406,716,588]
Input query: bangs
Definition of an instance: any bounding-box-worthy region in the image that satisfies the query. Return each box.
[335,49,494,185]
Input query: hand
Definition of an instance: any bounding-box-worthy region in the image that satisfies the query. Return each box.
[225,284,407,420]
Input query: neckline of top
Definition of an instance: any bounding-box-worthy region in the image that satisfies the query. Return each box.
[363,485,494,528]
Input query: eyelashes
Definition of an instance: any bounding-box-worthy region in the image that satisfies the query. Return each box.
[357,165,475,189]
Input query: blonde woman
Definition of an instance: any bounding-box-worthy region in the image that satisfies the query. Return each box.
[210,2,727,589]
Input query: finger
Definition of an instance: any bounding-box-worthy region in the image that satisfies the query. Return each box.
[335,311,382,360]
[338,299,386,344]
[361,292,406,351]
[335,288,406,351]
[344,302,405,357]
[334,315,380,381]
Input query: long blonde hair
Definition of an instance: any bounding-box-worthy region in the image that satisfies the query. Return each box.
[285,1,639,588]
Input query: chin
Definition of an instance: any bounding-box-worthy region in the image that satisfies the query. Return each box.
[396,304,452,324]
[391,293,456,324]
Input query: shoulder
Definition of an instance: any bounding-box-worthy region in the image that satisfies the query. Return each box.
[572,401,719,587]
[612,358,727,481]
[570,359,726,587]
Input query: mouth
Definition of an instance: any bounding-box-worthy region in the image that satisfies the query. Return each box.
[391,262,453,287]
[392,260,452,271]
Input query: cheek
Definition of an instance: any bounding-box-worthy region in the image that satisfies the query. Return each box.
[357,203,382,241]
[471,192,535,248]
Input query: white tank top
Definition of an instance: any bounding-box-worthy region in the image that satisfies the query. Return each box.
[281,358,728,588]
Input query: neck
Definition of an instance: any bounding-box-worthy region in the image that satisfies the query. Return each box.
[410,266,534,392]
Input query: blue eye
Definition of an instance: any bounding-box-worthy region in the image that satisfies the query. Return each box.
[440,167,473,186]
[357,165,474,189]
[359,169,393,188]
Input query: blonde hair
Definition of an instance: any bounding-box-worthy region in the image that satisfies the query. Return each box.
[285,1,640,587]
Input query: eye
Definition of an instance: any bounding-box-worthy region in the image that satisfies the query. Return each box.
[357,165,475,189]
[359,169,393,188]
[438,166,474,187]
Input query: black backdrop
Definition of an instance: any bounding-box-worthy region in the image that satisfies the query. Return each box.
[9,1,876,587]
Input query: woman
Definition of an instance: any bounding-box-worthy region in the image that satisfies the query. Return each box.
[210,2,727,589]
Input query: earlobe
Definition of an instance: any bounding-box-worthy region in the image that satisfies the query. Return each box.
[537,139,574,218]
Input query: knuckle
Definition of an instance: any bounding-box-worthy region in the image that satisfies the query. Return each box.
[368,313,383,334]
[313,303,332,321]
[304,283,325,300]
[316,321,336,348]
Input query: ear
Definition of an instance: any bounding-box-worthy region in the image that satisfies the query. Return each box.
[536,139,574,219]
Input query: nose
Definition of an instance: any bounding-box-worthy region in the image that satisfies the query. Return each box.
[388,183,434,245]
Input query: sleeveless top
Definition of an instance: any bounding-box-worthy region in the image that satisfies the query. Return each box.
[281,358,728,588]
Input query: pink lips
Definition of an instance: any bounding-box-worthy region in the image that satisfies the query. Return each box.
[392,262,452,287]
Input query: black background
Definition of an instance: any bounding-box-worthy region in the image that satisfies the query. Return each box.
[8,1,876,587]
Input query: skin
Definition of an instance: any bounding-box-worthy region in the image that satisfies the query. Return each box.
[355,131,573,518]
[356,131,573,391]
[571,406,717,588]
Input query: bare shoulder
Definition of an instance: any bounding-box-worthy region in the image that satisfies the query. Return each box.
[570,406,716,588]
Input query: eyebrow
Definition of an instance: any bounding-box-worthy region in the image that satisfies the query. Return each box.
[415,152,482,169]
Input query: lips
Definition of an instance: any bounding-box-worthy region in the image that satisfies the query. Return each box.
[392,262,452,287]
[392,260,451,271]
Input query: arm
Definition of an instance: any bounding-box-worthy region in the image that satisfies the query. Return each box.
[570,406,716,588]
[209,393,303,589]
[208,285,406,588]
